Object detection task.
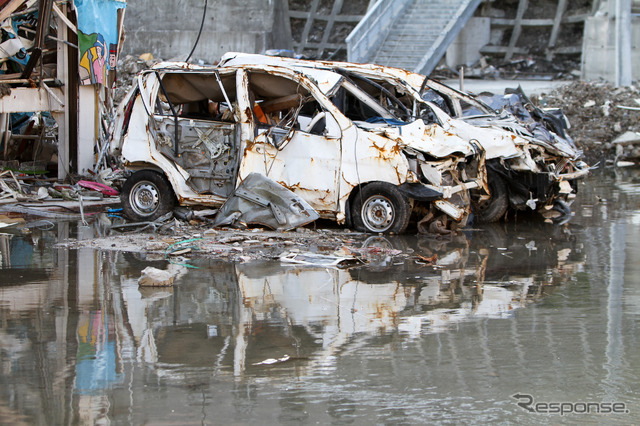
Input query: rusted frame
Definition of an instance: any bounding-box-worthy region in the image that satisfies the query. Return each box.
[0,0,26,23]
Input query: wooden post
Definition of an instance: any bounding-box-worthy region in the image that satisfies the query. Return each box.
[77,85,97,176]
[55,2,70,181]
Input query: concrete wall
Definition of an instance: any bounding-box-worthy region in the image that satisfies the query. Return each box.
[582,15,640,82]
[122,0,291,63]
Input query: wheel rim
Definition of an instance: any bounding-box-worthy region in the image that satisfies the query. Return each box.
[361,195,395,232]
[129,180,160,217]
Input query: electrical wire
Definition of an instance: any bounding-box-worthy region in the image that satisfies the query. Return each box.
[185,0,208,62]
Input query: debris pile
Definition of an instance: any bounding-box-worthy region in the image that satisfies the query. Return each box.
[114,53,161,105]
[532,81,640,165]
[0,113,59,176]
[63,219,444,268]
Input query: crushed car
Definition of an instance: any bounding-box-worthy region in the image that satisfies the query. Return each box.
[220,53,590,223]
[110,62,488,234]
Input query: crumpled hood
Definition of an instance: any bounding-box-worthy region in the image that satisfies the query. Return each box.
[368,119,474,158]
[439,114,523,160]
[464,113,581,159]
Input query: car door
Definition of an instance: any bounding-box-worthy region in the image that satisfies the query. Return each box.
[236,69,343,217]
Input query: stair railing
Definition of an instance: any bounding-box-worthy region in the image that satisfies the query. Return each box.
[346,0,413,63]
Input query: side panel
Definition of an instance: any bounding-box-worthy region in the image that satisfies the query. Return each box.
[239,127,342,216]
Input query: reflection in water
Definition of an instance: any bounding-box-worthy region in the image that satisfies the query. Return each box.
[1,169,639,423]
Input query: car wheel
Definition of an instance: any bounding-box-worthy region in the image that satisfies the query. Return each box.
[351,182,411,234]
[121,170,176,221]
[472,170,508,223]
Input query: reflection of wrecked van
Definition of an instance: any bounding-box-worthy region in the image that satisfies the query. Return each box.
[110,63,487,233]
[220,53,590,222]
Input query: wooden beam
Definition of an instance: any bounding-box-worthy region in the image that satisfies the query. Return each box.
[506,0,529,60]
[52,2,76,34]
[546,0,568,60]
[260,94,302,114]
[0,87,64,113]
[317,0,344,57]
[55,2,70,181]
[0,0,25,24]
[298,0,320,51]
[616,0,632,86]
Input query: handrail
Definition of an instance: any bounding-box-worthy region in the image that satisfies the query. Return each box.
[414,0,483,74]
[346,0,413,63]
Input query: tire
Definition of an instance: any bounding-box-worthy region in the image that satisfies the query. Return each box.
[121,170,176,221]
[472,171,508,223]
[351,182,411,234]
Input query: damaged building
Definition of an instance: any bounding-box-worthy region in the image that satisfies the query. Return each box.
[124,0,637,83]
[0,0,125,183]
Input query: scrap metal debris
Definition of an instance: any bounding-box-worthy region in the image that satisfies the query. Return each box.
[279,251,361,268]
[213,173,319,231]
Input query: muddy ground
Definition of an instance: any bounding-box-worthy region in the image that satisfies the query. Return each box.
[58,217,439,272]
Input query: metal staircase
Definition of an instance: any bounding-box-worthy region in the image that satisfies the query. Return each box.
[347,0,482,75]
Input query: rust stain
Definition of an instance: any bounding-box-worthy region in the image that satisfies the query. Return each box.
[243,107,252,121]
[244,138,256,150]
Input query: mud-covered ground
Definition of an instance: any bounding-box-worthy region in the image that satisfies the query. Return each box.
[59,218,436,269]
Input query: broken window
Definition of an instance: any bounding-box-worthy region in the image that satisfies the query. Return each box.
[155,72,238,121]
[247,71,338,145]
[150,71,241,198]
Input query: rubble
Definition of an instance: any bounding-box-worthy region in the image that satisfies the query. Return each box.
[114,54,162,105]
[532,81,640,165]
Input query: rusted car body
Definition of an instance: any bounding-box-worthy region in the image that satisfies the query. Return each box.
[220,53,590,222]
[110,62,487,233]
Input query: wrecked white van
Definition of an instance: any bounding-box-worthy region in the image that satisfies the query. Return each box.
[220,53,590,223]
[110,63,487,233]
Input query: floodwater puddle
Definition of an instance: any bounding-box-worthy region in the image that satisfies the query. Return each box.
[1,169,639,424]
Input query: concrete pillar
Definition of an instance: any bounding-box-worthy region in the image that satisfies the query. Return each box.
[446,17,491,68]
[616,0,633,86]
[582,4,640,83]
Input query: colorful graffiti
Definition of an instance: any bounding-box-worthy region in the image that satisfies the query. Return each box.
[75,0,126,85]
